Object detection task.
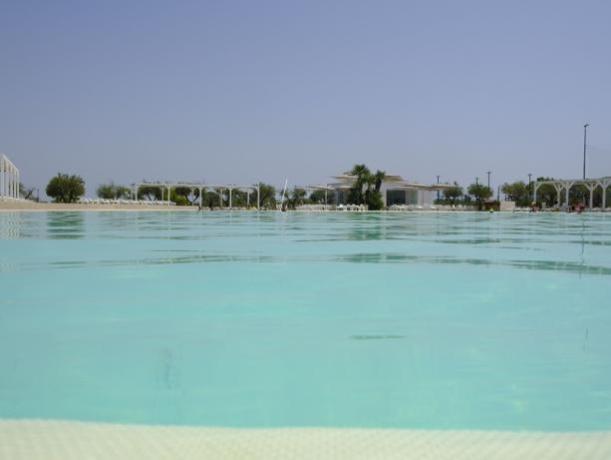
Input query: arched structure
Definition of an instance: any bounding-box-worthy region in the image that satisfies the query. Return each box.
[132,181,261,209]
[0,154,20,200]
[200,184,260,209]
[533,177,611,209]
[132,181,174,204]
[292,184,335,205]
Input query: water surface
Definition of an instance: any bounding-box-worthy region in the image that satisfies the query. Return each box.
[1,211,610,430]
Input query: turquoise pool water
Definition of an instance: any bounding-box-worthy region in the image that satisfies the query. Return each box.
[1,211,610,431]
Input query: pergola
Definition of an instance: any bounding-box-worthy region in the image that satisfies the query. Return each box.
[0,154,20,200]
[533,177,611,209]
[292,184,335,204]
[132,182,261,209]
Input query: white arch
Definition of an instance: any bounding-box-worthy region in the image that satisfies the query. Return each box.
[133,181,261,209]
[533,177,611,209]
[1,154,20,200]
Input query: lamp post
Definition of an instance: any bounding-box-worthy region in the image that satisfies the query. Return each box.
[583,123,589,180]
[436,175,440,201]
[475,177,479,185]
[487,171,491,189]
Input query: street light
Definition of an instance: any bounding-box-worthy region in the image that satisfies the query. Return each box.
[583,123,590,180]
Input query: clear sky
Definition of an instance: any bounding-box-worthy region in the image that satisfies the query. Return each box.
[1,0,610,196]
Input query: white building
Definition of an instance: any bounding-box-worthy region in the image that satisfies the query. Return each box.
[0,154,20,200]
[330,174,451,207]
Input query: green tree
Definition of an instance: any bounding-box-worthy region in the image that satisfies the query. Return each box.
[467,183,493,210]
[97,184,114,199]
[201,190,221,208]
[346,164,385,210]
[251,183,276,209]
[169,189,190,206]
[171,186,198,206]
[285,187,308,209]
[309,189,335,204]
[533,177,557,207]
[137,185,163,201]
[367,170,386,210]
[501,181,530,207]
[230,189,248,207]
[116,186,131,199]
[347,164,370,205]
[46,173,85,203]
[569,184,589,207]
[372,170,385,192]
[367,189,384,210]
[97,182,132,199]
[443,183,463,204]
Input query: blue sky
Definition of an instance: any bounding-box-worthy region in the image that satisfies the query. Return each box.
[1,0,610,196]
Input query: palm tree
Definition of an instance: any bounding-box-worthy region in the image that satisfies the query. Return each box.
[348,164,371,204]
[345,165,386,209]
[285,187,308,209]
[372,170,386,193]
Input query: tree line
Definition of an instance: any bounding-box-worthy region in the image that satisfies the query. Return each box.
[38,171,611,209]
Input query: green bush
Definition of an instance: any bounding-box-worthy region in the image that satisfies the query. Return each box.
[46,173,85,203]
[171,192,190,206]
[97,183,132,199]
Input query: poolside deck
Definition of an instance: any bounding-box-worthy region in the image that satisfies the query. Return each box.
[1,420,610,460]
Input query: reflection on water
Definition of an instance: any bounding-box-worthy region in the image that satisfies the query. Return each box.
[0,211,610,278]
[0,212,22,239]
[46,212,85,239]
[350,335,405,340]
[10,251,603,277]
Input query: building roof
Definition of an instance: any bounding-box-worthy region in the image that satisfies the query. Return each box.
[329,173,453,191]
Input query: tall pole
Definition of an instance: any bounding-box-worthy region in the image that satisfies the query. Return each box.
[475,177,479,185]
[436,175,440,201]
[487,171,491,188]
[583,123,589,180]
[528,173,532,202]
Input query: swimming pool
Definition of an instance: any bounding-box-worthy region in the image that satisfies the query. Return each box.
[1,211,610,434]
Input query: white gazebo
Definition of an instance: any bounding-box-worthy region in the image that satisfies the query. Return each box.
[0,154,20,200]
[132,181,261,209]
[533,177,611,209]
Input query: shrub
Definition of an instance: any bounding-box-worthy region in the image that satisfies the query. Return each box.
[46,173,85,203]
